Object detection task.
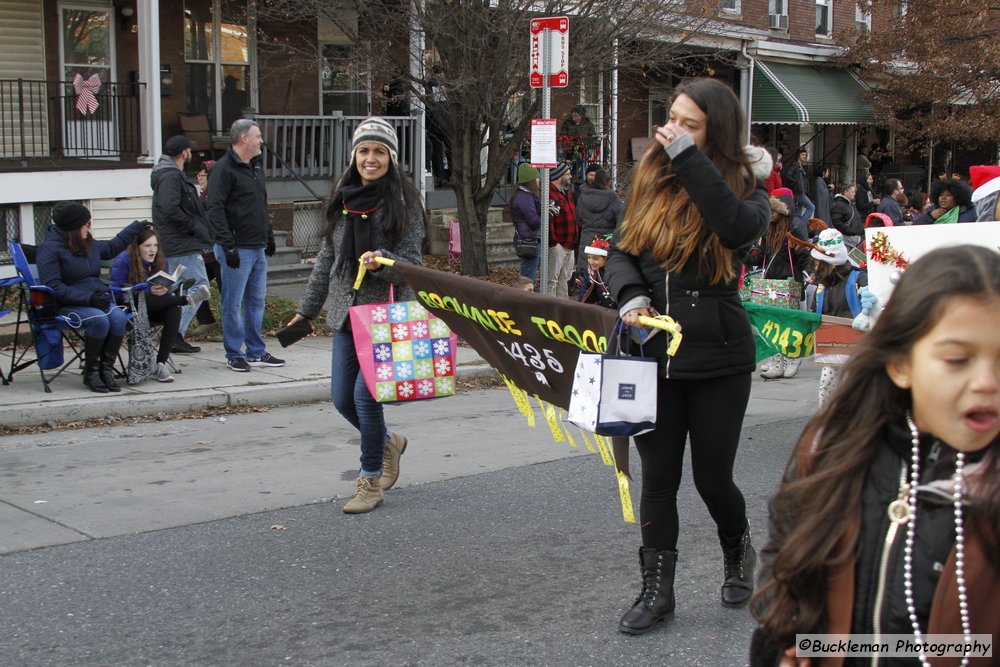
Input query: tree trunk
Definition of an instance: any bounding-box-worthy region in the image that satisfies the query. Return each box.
[450,116,490,276]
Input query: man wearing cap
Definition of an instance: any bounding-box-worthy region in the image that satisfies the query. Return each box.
[547,162,579,298]
[151,134,214,354]
[208,118,283,372]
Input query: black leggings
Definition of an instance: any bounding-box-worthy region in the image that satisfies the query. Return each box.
[145,293,184,363]
[634,372,752,551]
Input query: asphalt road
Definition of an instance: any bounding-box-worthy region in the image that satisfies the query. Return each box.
[0,393,811,667]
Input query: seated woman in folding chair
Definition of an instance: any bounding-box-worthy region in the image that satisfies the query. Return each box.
[36,202,146,393]
[110,227,212,383]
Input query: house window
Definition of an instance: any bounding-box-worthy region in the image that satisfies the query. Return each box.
[60,5,115,84]
[1,204,17,265]
[768,0,788,29]
[578,69,603,132]
[184,0,252,133]
[856,4,871,30]
[719,0,741,14]
[816,0,832,37]
[321,44,371,116]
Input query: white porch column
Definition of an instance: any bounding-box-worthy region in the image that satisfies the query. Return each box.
[137,0,162,163]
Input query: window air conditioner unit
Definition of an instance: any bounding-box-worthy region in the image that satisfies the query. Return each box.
[769,14,788,29]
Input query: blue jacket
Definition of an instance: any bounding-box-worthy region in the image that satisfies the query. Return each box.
[37,220,145,306]
[109,251,173,294]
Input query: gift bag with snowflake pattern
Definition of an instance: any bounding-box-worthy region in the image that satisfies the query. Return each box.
[348,299,458,403]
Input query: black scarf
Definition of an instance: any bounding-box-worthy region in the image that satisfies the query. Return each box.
[334,181,383,278]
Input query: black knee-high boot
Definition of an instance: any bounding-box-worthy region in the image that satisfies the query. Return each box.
[618,547,677,635]
[99,333,124,393]
[83,336,109,393]
[719,521,756,608]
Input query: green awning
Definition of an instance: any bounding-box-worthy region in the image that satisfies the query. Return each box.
[752,61,874,124]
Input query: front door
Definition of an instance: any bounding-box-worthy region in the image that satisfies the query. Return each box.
[59,3,118,157]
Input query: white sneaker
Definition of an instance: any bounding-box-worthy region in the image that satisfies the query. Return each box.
[186,284,211,309]
[759,354,786,379]
[154,362,174,382]
[782,357,802,378]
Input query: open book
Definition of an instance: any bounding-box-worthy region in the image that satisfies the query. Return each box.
[147,264,186,288]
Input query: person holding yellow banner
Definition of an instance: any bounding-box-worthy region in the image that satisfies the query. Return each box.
[607,77,772,634]
[289,117,425,515]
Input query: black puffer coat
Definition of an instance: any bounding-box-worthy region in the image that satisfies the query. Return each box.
[606,143,769,379]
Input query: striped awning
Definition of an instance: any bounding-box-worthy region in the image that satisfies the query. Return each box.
[752,60,874,125]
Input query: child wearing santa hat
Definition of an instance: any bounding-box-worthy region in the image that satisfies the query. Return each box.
[577,235,615,308]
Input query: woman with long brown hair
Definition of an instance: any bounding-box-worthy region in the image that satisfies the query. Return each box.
[606,77,771,634]
[36,202,145,393]
[110,227,211,382]
[750,245,1000,666]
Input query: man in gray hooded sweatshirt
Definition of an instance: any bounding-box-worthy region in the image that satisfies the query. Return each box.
[150,135,214,353]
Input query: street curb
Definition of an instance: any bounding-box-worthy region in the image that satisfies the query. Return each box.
[0,364,500,429]
[0,389,230,428]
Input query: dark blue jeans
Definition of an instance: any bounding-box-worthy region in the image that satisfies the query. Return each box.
[331,328,388,476]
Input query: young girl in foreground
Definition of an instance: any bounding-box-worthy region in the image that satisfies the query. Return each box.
[750,244,1000,666]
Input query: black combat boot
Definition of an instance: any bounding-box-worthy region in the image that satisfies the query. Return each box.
[618,547,677,635]
[719,521,756,608]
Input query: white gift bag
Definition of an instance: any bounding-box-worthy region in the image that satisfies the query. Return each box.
[567,351,658,437]
[594,355,657,436]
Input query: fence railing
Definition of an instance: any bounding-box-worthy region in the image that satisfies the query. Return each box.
[0,78,145,161]
[255,114,420,189]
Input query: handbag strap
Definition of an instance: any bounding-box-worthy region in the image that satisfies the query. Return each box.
[612,317,644,357]
[764,240,795,277]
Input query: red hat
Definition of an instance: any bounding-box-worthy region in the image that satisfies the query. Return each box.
[584,236,611,257]
[969,165,1000,190]
[866,212,894,228]
[770,187,794,199]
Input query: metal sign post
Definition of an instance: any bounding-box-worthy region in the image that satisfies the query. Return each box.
[529,16,568,295]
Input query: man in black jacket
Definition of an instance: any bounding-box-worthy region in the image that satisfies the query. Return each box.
[151,135,214,353]
[207,119,283,372]
[781,147,814,233]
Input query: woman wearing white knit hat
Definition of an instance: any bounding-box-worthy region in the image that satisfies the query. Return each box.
[288,117,426,514]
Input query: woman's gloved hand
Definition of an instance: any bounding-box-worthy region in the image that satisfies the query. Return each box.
[90,290,112,311]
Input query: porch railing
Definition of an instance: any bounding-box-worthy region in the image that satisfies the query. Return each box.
[0,78,144,161]
[255,114,420,189]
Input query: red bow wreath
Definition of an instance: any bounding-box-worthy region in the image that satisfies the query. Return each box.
[73,73,101,116]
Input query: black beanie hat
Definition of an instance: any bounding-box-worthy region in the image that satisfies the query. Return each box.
[52,202,92,232]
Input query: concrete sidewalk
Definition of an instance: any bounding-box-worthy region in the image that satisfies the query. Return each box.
[0,335,495,429]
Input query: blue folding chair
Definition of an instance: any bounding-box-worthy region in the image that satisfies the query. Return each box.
[0,275,24,385]
[7,241,148,392]
[6,241,91,392]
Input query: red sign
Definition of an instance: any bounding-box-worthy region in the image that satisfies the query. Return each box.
[530,16,569,88]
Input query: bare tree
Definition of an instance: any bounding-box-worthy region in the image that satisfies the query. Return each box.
[838,0,1000,155]
[260,0,722,275]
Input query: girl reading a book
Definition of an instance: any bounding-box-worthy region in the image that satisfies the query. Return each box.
[750,245,1000,666]
[110,227,210,382]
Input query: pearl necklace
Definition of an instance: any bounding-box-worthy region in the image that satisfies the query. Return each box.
[903,412,971,667]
